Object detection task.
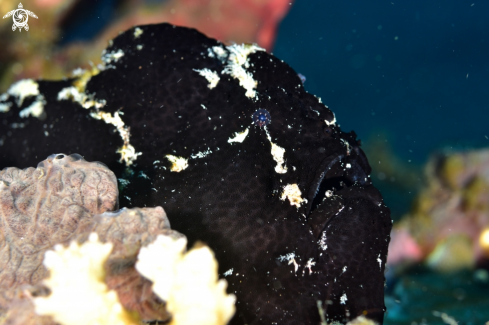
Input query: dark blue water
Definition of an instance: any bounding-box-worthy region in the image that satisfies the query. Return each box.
[275,0,489,165]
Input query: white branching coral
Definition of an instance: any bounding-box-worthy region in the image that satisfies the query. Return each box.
[33,233,139,325]
[136,235,236,325]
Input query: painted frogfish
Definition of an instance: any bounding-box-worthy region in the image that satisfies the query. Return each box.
[0,23,392,324]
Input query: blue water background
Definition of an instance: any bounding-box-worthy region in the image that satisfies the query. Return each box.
[275,0,489,165]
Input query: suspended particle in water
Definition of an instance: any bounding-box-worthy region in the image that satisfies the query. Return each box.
[252,109,271,127]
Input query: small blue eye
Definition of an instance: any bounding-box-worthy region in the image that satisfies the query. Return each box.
[252,109,271,127]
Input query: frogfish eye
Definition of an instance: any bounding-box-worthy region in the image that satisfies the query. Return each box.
[252,109,271,127]
[323,126,333,137]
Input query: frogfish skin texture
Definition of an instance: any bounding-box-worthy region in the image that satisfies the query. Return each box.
[0,24,392,324]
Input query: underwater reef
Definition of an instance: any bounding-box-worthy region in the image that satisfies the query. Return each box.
[388,148,489,273]
[0,154,176,323]
[0,154,235,325]
[0,24,391,324]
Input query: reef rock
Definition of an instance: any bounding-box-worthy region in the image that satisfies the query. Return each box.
[0,24,392,324]
[0,154,181,322]
[389,149,489,272]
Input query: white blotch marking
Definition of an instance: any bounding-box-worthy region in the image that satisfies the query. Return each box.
[277,252,295,262]
[71,68,86,76]
[193,68,220,89]
[342,266,347,274]
[318,230,328,250]
[304,258,316,275]
[228,128,249,144]
[190,148,213,159]
[271,142,287,173]
[165,155,189,172]
[138,171,149,179]
[324,113,337,126]
[208,46,227,60]
[19,95,46,118]
[265,128,287,174]
[57,86,106,109]
[340,138,351,155]
[0,102,12,113]
[223,269,233,277]
[340,293,347,305]
[215,44,265,99]
[118,179,130,187]
[277,253,299,273]
[101,49,124,64]
[136,44,143,50]
[280,184,307,208]
[377,254,382,270]
[90,111,141,166]
[0,79,47,119]
[133,27,143,38]
[4,79,39,106]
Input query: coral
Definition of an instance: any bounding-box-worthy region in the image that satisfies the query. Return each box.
[425,234,475,272]
[0,153,118,310]
[0,154,183,323]
[136,235,236,325]
[32,232,235,325]
[0,286,56,325]
[388,149,489,271]
[85,206,183,322]
[34,233,139,325]
[0,24,392,324]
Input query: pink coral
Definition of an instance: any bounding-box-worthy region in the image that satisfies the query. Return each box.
[389,149,489,271]
[0,154,183,323]
[0,153,118,309]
